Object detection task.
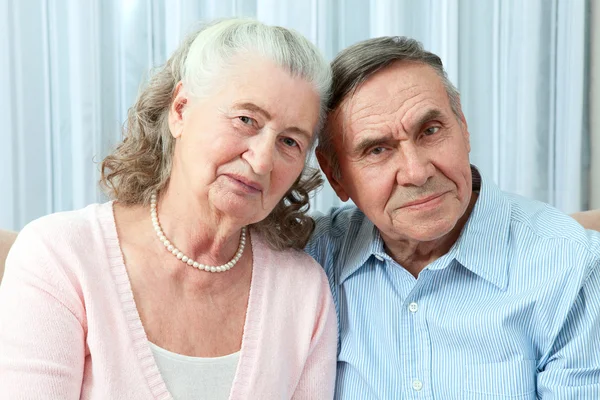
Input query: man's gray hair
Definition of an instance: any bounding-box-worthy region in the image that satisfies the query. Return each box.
[317,36,462,178]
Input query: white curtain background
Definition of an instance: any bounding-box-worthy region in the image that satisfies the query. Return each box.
[0,0,591,231]
[591,0,600,209]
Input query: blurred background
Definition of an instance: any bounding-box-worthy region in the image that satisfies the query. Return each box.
[1,0,598,231]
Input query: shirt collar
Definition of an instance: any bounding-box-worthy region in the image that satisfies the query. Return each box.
[450,167,512,290]
[338,166,512,290]
[339,214,387,284]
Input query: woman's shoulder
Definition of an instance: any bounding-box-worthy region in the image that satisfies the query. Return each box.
[5,203,119,338]
[13,202,116,271]
[20,202,112,245]
[252,231,329,292]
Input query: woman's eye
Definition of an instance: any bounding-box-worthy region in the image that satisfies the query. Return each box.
[282,137,298,148]
[424,126,440,136]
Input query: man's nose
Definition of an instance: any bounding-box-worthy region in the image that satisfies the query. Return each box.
[396,144,434,187]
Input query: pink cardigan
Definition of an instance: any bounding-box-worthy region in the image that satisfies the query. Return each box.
[0,202,337,399]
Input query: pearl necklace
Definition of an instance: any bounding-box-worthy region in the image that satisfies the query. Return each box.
[150,193,247,273]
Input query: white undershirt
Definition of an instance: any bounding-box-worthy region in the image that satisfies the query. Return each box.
[149,342,240,400]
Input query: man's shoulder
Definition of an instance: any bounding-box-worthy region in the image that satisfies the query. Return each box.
[500,195,600,347]
[305,205,370,275]
[505,192,600,258]
[310,204,366,242]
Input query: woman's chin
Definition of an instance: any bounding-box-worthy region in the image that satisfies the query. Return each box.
[213,200,266,225]
[209,189,273,223]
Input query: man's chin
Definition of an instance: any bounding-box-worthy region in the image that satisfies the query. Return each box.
[391,218,459,243]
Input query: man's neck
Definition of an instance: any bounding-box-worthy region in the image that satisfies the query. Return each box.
[382,192,479,278]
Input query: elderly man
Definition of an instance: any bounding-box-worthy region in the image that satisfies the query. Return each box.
[306,36,600,399]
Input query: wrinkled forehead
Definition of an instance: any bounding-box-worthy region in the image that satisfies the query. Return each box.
[328,62,449,140]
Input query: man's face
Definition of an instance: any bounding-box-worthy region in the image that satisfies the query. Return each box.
[320,61,473,243]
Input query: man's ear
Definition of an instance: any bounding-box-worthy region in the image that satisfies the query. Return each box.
[316,149,350,202]
[168,82,188,139]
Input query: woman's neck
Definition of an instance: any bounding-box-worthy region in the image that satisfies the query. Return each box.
[153,186,246,267]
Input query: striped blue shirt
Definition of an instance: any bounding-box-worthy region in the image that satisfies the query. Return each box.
[306,171,600,399]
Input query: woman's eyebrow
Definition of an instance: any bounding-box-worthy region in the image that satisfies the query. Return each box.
[231,102,272,119]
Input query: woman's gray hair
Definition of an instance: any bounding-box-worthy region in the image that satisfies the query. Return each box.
[101,18,331,251]
[317,36,462,179]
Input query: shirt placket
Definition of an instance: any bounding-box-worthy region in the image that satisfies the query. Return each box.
[404,276,434,400]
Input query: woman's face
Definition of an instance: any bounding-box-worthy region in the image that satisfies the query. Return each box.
[168,56,321,225]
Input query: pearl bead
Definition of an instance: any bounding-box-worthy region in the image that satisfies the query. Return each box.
[176,252,183,259]
[210,267,216,273]
[167,244,174,251]
[193,262,199,268]
[171,248,179,255]
[181,255,189,262]
[187,259,194,266]
[216,267,222,272]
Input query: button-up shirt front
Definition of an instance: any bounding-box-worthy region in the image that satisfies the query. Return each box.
[306,170,600,399]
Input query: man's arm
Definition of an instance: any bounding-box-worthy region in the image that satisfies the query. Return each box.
[571,210,600,231]
[536,260,600,397]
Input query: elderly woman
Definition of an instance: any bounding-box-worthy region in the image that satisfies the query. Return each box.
[0,19,336,399]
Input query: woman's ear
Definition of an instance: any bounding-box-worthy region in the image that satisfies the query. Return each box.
[168,82,188,139]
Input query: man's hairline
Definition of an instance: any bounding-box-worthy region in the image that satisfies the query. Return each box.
[320,60,462,179]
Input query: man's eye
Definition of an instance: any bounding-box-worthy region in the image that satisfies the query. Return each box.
[238,116,254,125]
[424,126,440,136]
[282,137,298,147]
[370,147,386,155]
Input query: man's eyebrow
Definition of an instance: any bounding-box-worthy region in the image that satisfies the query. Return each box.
[352,135,397,156]
[231,102,272,119]
[350,109,445,156]
[409,108,444,130]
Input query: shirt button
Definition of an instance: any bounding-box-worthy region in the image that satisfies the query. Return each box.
[408,302,419,313]
[412,380,423,391]
[374,255,384,261]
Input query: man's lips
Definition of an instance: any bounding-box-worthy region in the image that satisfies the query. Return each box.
[224,174,263,192]
[401,192,446,208]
